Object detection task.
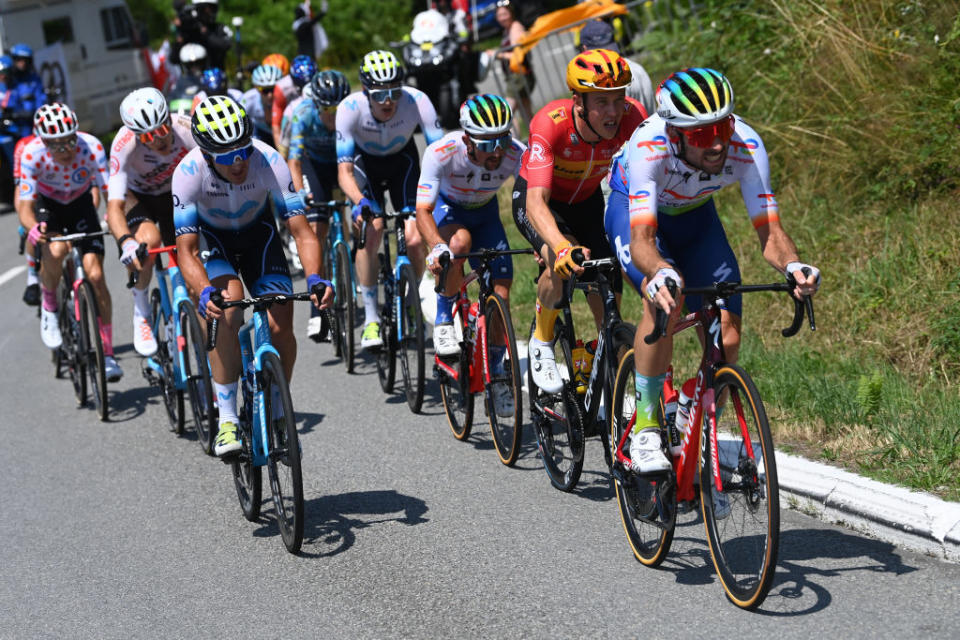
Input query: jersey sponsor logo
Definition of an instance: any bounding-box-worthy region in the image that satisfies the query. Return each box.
[636,135,668,153]
[112,129,135,154]
[729,138,759,157]
[529,142,546,163]
[629,190,651,202]
[208,200,259,220]
[548,106,567,122]
[757,193,778,210]
[178,159,200,176]
[664,185,721,200]
[72,167,90,183]
[109,156,120,177]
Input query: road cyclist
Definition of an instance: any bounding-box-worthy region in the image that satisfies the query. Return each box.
[241,63,282,148]
[275,55,319,159]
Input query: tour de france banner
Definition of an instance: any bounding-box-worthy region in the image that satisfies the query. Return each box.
[35,42,73,106]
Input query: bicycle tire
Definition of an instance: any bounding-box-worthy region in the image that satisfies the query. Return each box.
[528,318,584,491]
[57,280,86,407]
[334,242,356,369]
[610,348,675,566]
[484,293,522,466]
[180,300,216,455]
[397,263,425,413]
[78,280,108,421]
[701,364,779,610]
[439,305,474,439]
[376,279,397,393]
[262,352,304,553]
[232,385,262,523]
[152,289,185,434]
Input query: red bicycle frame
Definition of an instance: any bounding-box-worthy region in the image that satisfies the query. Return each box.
[433,269,490,396]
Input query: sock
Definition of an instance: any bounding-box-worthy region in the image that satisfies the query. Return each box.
[360,284,379,325]
[98,320,114,357]
[633,373,666,434]
[435,293,456,324]
[214,381,239,423]
[533,298,560,343]
[131,287,150,318]
[26,254,38,285]
[41,286,57,311]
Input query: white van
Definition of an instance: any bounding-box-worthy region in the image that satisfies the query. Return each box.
[0,0,152,135]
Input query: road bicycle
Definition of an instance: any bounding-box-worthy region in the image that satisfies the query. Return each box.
[434,247,533,465]
[206,288,323,554]
[48,229,111,421]
[609,278,815,609]
[139,245,217,453]
[527,255,635,491]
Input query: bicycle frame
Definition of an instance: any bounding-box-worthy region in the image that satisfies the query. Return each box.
[143,247,191,392]
[378,209,415,346]
[237,307,284,468]
[325,204,357,301]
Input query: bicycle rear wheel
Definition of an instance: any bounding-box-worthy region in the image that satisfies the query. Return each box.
[701,364,779,610]
[181,300,216,454]
[397,263,425,413]
[78,280,108,421]
[610,348,675,566]
[528,318,584,492]
[376,281,397,393]
[484,293,522,466]
[439,306,474,439]
[334,242,356,371]
[152,289,184,434]
[262,352,304,553]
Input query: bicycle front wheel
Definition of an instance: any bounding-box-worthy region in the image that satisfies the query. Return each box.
[78,280,108,421]
[152,289,184,434]
[610,348,674,566]
[334,242,356,372]
[262,352,304,554]
[376,282,397,393]
[232,386,262,522]
[439,305,474,439]
[58,280,85,402]
[701,364,779,610]
[180,300,216,454]
[397,263,425,413]
[484,293,522,466]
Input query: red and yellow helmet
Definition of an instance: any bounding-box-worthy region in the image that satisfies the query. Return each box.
[565,48,631,93]
[261,53,290,76]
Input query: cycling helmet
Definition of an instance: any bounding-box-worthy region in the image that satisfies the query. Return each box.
[192,0,217,4]
[179,43,208,65]
[0,56,12,73]
[10,43,32,60]
[459,94,512,136]
[359,50,403,88]
[34,103,79,139]
[191,95,251,153]
[656,68,734,127]
[201,68,228,94]
[251,64,283,88]
[262,53,290,76]
[119,87,169,133]
[290,55,317,89]
[565,48,631,93]
[310,70,351,107]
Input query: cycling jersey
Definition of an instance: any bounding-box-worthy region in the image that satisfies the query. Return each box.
[288,99,337,164]
[108,114,195,196]
[271,75,299,129]
[241,88,274,145]
[278,95,307,156]
[13,134,36,184]
[416,131,525,210]
[335,87,443,162]
[18,132,109,204]
[608,114,778,228]
[519,97,647,205]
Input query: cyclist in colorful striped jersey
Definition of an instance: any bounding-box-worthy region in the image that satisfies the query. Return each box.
[275,55,319,159]
[416,95,524,413]
[337,50,443,349]
[190,67,244,113]
[106,87,197,358]
[17,103,122,379]
[241,64,282,148]
[512,49,647,395]
[172,95,332,457]
[604,68,821,473]
[288,70,350,342]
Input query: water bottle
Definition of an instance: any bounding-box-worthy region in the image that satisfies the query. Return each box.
[671,377,696,456]
[571,339,588,394]
[465,302,479,346]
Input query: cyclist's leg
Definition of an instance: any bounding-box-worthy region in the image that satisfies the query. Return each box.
[387,139,425,279]
[465,201,514,356]
[302,160,334,339]
[351,152,386,335]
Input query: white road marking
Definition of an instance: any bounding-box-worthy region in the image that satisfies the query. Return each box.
[0,265,26,288]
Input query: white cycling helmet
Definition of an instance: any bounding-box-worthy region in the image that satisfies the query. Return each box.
[34,102,79,139]
[120,87,169,133]
[179,43,208,65]
[251,64,283,88]
[656,68,734,128]
[191,95,251,153]
[359,50,403,87]
[460,94,512,136]
[192,0,217,5]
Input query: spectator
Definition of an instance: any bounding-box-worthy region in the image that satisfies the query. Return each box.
[172,0,232,69]
[293,1,329,61]
[8,44,46,139]
[487,0,535,129]
[578,19,654,114]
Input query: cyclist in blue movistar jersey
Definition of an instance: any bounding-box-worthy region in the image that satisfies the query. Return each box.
[172,95,332,456]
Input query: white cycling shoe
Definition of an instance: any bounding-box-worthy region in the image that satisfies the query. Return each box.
[528,337,563,394]
[40,308,62,349]
[104,356,123,382]
[629,428,672,474]
[491,383,515,418]
[133,310,158,357]
[433,322,459,356]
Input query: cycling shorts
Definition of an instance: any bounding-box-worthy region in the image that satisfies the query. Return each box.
[301,159,338,224]
[200,211,293,296]
[37,191,104,257]
[604,192,742,316]
[512,175,621,293]
[433,192,513,280]
[126,191,175,247]
[351,138,419,213]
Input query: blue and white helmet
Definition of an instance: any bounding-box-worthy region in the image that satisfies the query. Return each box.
[251,64,283,88]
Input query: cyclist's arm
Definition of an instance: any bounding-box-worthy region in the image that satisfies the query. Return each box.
[411,89,444,146]
[334,102,365,205]
[16,156,39,229]
[287,111,307,191]
[106,197,134,243]
[414,139,445,249]
[526,186,568,254]
[288,213,321,276]
[337,162,365,207]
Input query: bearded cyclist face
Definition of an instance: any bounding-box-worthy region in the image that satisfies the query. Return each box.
[463,134,507,170]
[668,125,730,176]
[575,89,626,141]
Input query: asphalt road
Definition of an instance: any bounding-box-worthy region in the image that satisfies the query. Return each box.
[1,210,958,639]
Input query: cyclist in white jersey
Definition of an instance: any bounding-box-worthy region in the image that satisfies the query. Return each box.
[172,95,332,456]
[241,64,282,148]
[107,87,196,357]
[336,49,443,349]
[18,103,123,380]
[604,68,821,472]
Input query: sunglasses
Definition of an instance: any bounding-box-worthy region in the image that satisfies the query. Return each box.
[318,104,338,113]
[677,115,735,148]
[45,135,78,153]
[368,87,402,104]
[138,121,172,144]
[208,143,253,165]
[257,86,274,95]
[469,134,511,153]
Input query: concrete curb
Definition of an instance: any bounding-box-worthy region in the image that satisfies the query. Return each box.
[419,276,960,562]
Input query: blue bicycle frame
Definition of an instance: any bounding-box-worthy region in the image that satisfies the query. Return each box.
[237,309,282,467]
[144,247,191,390]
